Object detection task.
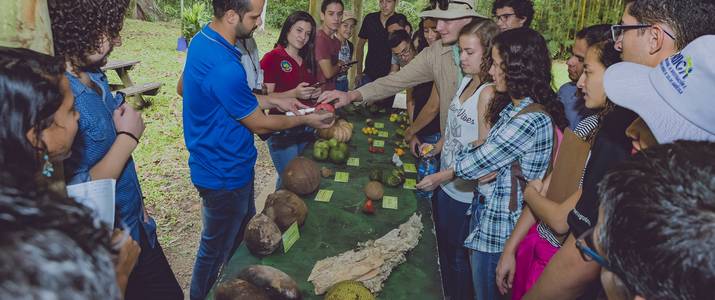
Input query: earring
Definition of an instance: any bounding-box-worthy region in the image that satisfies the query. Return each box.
[42,153,54,177]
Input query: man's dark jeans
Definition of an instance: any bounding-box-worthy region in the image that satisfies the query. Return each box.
[189,180,255,300]
[125,225,183,300]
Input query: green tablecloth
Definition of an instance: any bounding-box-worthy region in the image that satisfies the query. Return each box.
[215,112,443,299]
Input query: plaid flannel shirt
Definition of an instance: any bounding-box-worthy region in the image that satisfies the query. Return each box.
[456,98,554,253]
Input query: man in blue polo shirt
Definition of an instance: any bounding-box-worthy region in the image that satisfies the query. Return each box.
[182,0,334,298]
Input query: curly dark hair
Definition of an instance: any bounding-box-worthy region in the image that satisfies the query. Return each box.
[0,175,117,299]
[0,47,66,189]
[48,0,129,68]
[487,27,568,130]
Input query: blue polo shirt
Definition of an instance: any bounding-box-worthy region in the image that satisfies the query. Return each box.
[183,25,259,190]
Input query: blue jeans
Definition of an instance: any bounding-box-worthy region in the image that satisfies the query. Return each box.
[469,200,501,300]
[336,77,349,92]
[435,187,474,300]
[190,180,256,300]
[267,134,309,190]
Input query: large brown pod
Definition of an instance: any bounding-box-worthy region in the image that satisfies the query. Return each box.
[264,189,308,231]
[244,214,282,256]
[214,278,270,300]
[363,181,384,201]
[238,265,302,300]
[281,156,321,195]
[317,119,353,142]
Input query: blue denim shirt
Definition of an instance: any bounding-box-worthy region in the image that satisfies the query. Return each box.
[64,71,157,248]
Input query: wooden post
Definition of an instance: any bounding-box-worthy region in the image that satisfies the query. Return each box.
[0,0,54,55]
[309,0,322,23]
[349,0,363,89]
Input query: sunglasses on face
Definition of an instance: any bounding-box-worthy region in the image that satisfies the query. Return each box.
[610,24,676,42]
[437,0,473,11]
[575,227,611,269]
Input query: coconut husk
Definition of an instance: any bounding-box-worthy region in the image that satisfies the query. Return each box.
[264,190,308,231]
[307,214,423,295]
[244,214,282,256]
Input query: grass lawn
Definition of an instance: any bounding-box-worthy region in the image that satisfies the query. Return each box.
[109,18,570,290]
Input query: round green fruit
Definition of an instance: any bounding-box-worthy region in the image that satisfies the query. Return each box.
[329,148,347,164]
[313,147,329,161]
[328,138,339,148]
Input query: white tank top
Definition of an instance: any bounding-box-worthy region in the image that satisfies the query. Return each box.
[441,77,493,203]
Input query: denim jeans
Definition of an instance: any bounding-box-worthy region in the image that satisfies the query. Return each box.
[435,187,474,300]
[469,200,501,300]
[190,180,255,300]
[418,132,442,145]
[267,135,309,190]
[336,77,349,92]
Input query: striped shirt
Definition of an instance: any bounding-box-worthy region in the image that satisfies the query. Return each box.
[537,114,599,247]
[457,98,554,253]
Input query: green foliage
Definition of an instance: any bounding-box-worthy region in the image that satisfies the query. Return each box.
[266,0,310,28]
[181,1,211,41]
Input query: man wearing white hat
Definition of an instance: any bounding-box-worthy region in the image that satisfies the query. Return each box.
[604,35,715,143]
[319,0,485,134]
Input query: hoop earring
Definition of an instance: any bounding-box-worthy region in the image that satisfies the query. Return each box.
[42,153,54,177]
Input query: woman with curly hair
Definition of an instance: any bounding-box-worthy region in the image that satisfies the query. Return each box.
[0,46,141,298]
[494,39,622,299]
[47,0,183,298]
[447,27,566,300]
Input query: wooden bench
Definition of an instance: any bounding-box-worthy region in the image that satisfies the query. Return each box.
[102,60,161,109]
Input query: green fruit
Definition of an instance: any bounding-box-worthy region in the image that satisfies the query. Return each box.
[328,138,339,148]
[337,142,348,153]
[313,147,329,161]
[369,169,383,182]
[329,148,347,164]
[325,280,374,300]
[315,141,330,150]
[383,174,402,187]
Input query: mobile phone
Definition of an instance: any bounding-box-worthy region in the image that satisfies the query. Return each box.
[310,81,325,88]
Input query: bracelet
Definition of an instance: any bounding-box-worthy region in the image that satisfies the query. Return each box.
[116,131,140,144]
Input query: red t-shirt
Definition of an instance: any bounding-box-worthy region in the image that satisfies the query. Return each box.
[261,45,317,113]
[314,28,341,91]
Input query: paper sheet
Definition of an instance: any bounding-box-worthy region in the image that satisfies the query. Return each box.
[67,179,116,225]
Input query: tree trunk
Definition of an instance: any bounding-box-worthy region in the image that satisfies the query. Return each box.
[127,0,165,22]
[0,0,54,55]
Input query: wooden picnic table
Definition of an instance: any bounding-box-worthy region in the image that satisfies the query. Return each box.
[102,60,161,109]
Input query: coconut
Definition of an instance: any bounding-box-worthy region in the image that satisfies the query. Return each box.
[214,278,270,300]
[264,189,308,231]
[238,265,302,300]
[282,156,321,195]
[363,181,384,200]
[244,214,282,256]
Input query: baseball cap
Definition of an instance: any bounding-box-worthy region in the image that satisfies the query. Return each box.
[342,11,357,24]
[604,35,715,143]
[420,0,486,20]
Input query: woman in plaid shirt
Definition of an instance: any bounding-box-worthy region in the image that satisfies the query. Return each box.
[422,27,568,300]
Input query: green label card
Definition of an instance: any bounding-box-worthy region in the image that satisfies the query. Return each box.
[282,222,300,253]
[383,196,398,209]
[334,172,350,183]
[403,178,417,190]
[347,157,360,167]
[373,140,385,148]
[315,189,333,202]
[374,122,385,129]
[403,163,417,173]
[378,131,389,138]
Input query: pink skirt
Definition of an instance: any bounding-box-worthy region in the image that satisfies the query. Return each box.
[511,224,559,300]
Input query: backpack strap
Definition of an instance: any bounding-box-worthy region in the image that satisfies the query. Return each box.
[509,103,559,212]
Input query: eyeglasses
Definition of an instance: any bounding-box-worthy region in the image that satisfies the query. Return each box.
[575,227,611,269]
[494,13,516,22]
[393,45,413,58]
[611,24,676,42]
[437,0,473,11]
